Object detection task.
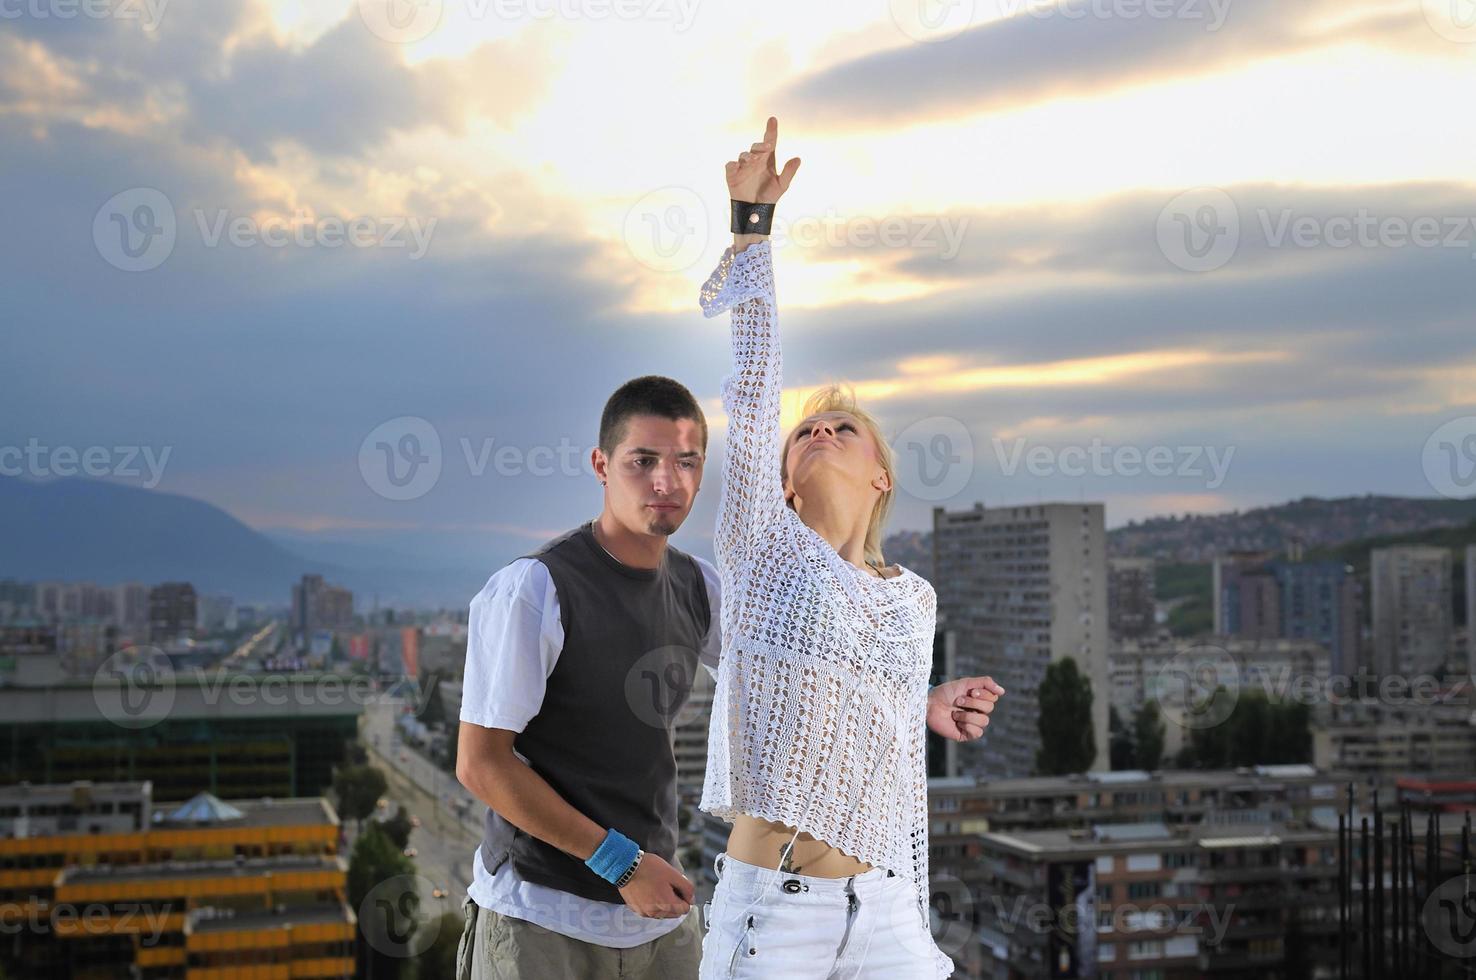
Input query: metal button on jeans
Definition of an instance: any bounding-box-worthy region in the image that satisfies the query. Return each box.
[782,878,806,893]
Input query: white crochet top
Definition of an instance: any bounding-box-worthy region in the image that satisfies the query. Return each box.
[697,239,952,978]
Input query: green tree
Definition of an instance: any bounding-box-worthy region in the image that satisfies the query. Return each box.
[1266,699,1312,764]
[1132,701,1166,771]
[380,806,413,851]
[1186,687,1231,769]
[1228,689,1271,765]
[335,764,388,832]
[1108,705,1136,770]
[348,823,417,980]
[1181,686,1312,769]
[1035,657,1096,775]
[412,911,465,980]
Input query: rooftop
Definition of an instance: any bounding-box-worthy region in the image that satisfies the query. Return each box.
[61,854,346,886]
[187,902,354,934]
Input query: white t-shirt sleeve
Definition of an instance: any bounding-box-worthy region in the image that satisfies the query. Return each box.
[694,555,722,682]
[460,558,563,733]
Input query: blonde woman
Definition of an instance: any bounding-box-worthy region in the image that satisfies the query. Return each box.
[696,116,1005,979]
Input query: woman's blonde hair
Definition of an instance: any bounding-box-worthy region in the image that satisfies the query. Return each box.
[779,383,895,571]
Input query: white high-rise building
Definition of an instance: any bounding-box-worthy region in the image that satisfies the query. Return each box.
[1467,545,1476,680]
[1370,545,1452,678]
[110,582,151,629]
[933,502,1110,778]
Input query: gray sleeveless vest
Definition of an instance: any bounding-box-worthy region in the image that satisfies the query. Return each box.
[479,519,710,904]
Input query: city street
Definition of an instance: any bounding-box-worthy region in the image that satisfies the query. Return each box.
[360,696,483,920]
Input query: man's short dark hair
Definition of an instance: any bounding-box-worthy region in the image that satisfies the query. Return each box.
[599,376,709,458]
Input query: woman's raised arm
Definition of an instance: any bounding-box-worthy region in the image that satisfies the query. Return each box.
[698,117,801,571]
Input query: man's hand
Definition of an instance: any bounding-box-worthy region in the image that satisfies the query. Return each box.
[927,676,1004,742]
[617,852,695,918]
[726,115,800,204]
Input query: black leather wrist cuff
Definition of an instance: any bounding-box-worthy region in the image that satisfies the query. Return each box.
[730,200,775,235]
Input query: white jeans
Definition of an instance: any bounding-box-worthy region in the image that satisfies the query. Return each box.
[698,852,947,979]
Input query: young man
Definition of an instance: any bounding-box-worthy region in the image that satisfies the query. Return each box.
[454,375,718,980]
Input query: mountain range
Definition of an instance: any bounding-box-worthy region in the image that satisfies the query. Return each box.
[4,476,1473,610]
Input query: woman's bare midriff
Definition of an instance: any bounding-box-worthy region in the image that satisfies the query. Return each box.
[724,814,874,877]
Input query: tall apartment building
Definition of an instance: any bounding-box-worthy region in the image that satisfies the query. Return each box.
[0,579,37,620]
[112,581,150,630]
[1212,551,1281,640]
[930,618,963,779]
[673,665,714,807]
[1370,545,1453,678]
[195,593,236,632]
[147,581,197,644]
[291,574,355,642]
[1467,544,1475,677]
[1276,559,1361,675]
[933,502,1109,778]
[34,581,123,622]
[1107,557,1155,640]
[1213,553,1361,675]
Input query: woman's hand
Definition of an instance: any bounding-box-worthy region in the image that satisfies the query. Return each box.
[727,116,800,252]
[726,115,801,204]
[926,675,1005,742]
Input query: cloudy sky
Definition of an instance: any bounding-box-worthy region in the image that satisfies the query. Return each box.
[5,0,1475,571]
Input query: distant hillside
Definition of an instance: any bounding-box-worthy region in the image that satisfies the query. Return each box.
[1107,494,1476,563]
[886,493,1476,634]
[0,475,488,608]
[886,494,1476,574]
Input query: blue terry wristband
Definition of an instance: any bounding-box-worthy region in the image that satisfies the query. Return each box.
[585,828,639,884]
